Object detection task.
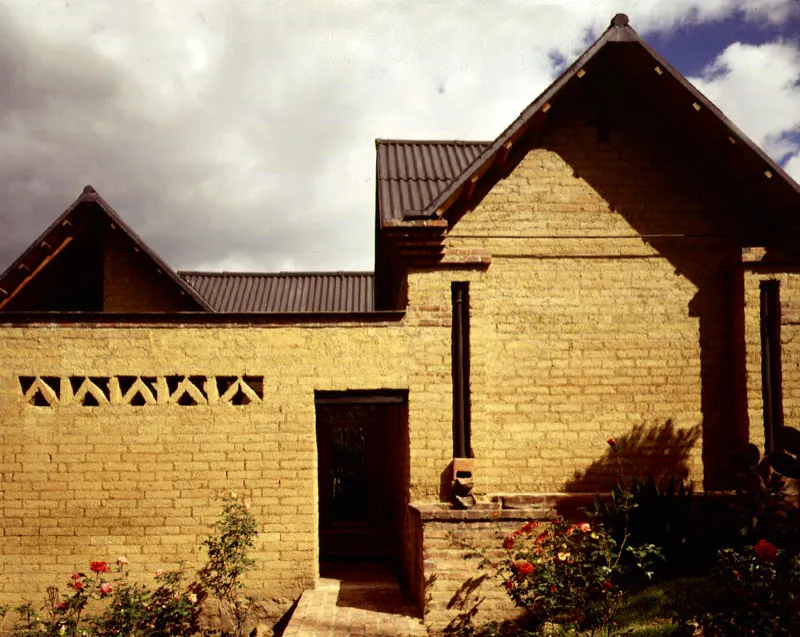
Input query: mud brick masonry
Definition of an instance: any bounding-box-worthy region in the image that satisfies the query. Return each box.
[1,14,799,633]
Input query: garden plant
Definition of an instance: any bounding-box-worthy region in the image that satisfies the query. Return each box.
[1,492,257,637]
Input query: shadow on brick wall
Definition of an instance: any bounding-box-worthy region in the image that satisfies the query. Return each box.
[565,419,701,493]
[539,78,752,489]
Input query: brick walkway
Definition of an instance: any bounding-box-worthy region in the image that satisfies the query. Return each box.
[282,563,427,636]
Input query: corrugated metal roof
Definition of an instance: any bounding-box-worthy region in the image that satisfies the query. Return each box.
[179,271,374,313]
[376,140,489,223]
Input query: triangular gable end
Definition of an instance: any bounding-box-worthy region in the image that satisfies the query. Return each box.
[0,185,212,313]
[422,13,800,231]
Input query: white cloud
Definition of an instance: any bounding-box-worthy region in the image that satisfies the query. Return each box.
[786,155,800,184]
[690,41,800,163]
[0,0,798,274]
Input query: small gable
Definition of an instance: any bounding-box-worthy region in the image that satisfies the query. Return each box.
[0,186,210,313]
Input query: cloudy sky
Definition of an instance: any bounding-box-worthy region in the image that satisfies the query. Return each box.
[1,0,799,274]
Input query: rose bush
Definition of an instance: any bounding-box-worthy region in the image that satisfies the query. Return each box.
[676,539,800,636]
[494,516,662,633]
[8,493,257,637]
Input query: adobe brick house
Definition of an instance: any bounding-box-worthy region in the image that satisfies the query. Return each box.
[1,14,799,631]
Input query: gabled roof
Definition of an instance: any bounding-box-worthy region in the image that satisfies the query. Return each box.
[180,271,374,312]
[0,185,212,312]
[377,13,800,229]
[376,140,488,225]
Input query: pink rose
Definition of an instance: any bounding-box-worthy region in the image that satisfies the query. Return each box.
[117,556,129,566]
[99,582,113,596]
[580,523,591,533]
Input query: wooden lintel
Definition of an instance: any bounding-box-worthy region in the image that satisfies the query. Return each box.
[0,236,74,311]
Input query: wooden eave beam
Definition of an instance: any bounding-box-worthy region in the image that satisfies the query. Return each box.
[0,236,74,311]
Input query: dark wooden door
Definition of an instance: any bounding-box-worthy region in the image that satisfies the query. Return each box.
[317,405,391,561]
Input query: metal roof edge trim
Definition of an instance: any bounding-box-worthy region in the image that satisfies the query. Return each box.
[0,310,406,326]
[178,270,375,277]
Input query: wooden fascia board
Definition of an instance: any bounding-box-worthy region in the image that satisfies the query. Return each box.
[0,236,74,310]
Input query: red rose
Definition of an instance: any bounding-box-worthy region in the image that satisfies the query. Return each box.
[602,580,613,590]
[534,531,549,545]
[505,580,514,591]
[71,572,80,581]
[502,535,515,550]
[57,602,68,611]
[754,539,778,562]
[514,560,534,575]
[72,581,84,591]
[519,522,536,535]
[90,561,111,574]
[551,585,558,593]
[607,438,617,448]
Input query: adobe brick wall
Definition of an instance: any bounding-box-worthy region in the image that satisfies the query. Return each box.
[414,503,555,633]
[743,268,800,448]
[425,94,750,494]
[0,322,437,611]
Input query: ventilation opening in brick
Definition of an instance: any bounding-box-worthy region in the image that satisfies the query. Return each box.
[130,392,147,406]
[19,376,36,395]
[216,376,237,396]
[118,376,136,395]
[230,386,251,406]
[243,376,264,400]
[69,377,85,394]
[165,375,181,395]
[177,392,199,406]
[89,377,109,400]
[189,376,207,399]
[41,377,61,399]
[82,392,100,407]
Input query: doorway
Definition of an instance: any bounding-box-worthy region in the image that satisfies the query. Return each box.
[315,391,409,566]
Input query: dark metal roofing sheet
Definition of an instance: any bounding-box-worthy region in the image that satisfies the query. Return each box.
[376,140,489,223]
[179,271,374,313]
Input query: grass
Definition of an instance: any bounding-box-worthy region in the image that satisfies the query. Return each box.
[460,575,718,636]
